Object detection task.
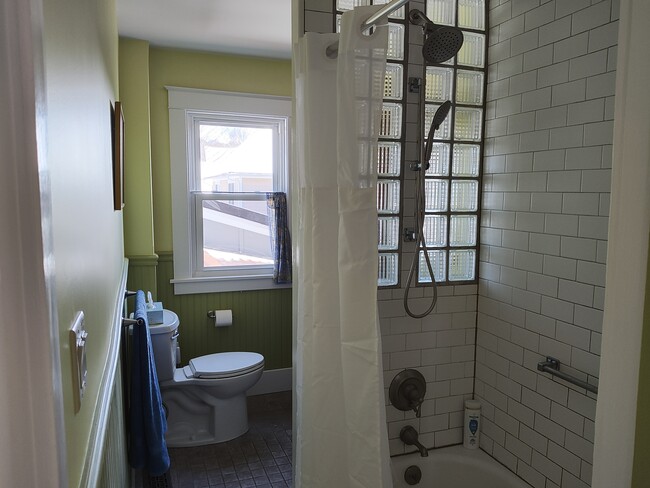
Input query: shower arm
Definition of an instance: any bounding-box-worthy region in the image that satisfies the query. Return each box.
[325,0,410,58]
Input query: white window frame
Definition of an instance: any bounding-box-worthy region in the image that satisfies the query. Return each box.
[167,87,291,294]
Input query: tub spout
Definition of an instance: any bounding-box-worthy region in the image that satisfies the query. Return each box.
[400,425,429,457]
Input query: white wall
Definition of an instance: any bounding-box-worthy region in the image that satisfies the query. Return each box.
[476,1,618,487]
[41,0,125,486]
[1,0,125,485]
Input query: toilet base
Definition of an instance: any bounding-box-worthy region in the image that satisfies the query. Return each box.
[161,387,250,447]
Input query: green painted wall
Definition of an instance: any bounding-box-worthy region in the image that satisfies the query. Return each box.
[119,45,293,370]
[127,255,159,299]
[119,38,156,257]
[42,0,123,486]
[632,238,650,487]
[156,253,292,370]
[148,47,292,251]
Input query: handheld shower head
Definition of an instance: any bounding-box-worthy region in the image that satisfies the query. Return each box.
[431,100,452,131]
[409,9,464,64]
[424,101,452,165]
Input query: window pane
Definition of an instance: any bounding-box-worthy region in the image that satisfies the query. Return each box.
[450,180,478,211]
[378,217,400,250]
[377,179,400,214]
[424,179,449,212]
[426,142,451,176]
[452,144,480,176]
[426,0,456,26]
[457,32,485,67]
[379,253,399,286]
[419,250,447,283]
[450,215,477,246]
[456,70,484,105]
[387,23,405,60]
[337,0,370,10]
[381,103,403,138]
[384,63,404,100]
[425,67,454,103]
[423,215,447,247]
[454,107,483,141]
[199,125,274,192]
[373,0,405,18]
[458,0,485,30]
[377,142,401,176]
[201,200,272,268]
[449,249,476,281]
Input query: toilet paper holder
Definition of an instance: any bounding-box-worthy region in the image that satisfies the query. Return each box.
[207,310,233,327]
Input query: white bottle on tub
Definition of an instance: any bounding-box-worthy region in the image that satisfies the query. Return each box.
[464,399,481,449]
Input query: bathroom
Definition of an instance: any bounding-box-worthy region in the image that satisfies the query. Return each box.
[1,0,649,487]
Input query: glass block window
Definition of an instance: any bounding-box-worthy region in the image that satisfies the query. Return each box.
[336,0,407,287]
[419,0,486,284]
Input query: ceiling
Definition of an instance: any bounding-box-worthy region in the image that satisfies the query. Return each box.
[117,0,292,59]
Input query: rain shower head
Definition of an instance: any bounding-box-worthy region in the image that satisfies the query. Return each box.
[409,9,464,64]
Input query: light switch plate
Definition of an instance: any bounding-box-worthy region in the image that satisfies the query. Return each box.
[69,311,88,413]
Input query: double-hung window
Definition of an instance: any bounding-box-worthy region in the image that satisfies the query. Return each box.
[168,88,291,294]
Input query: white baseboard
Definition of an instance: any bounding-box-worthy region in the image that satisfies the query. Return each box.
[247,367,292,396]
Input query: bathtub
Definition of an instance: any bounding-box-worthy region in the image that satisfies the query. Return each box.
[391,445,531,488]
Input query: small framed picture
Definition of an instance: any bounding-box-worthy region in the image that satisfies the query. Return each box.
[112,101,125,210]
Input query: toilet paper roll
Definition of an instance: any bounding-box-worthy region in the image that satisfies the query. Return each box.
[213,309,233,327]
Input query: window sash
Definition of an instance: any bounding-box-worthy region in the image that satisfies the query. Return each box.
[192,192,274,278]
[187,113,288,194]
[187,115,288,279]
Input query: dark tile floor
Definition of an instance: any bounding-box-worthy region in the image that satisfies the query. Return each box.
[140,392,292,488]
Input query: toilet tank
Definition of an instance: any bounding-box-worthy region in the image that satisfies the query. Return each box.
[148,309,180,382]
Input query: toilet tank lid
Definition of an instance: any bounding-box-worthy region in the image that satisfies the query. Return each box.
[189,352,264,378]
[148,309,179,335]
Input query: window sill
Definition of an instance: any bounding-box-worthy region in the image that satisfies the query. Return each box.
[171,275,291,295]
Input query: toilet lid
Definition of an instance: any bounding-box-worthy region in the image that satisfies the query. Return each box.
[189,352,264,379]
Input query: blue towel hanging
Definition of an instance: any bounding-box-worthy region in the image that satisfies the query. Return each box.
[128,290,170,476]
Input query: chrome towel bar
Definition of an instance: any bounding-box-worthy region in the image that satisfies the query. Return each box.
[122,318,141,327]
[123,291,142,327]
[537,356,598,394]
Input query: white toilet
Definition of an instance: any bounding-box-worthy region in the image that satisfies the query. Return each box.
[148,309,264,447]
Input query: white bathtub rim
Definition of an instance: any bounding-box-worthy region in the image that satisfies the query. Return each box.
[391,444,532,488]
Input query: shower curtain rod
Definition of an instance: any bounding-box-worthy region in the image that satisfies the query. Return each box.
[325,0,410,58]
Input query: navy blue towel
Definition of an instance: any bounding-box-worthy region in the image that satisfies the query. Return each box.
[128,290,170,476]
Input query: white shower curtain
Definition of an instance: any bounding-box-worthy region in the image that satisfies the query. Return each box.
[294,6,392,487]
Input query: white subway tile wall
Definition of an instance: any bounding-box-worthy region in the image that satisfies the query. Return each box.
[478,1,616,487]
[301,0,614,482]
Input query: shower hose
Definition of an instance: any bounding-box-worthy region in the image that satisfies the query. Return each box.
[403,98,440,319]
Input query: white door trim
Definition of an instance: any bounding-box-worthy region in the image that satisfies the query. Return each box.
[592,0,650,486]
[0,0,67,485]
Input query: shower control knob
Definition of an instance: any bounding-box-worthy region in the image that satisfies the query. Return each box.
[389,369,427,416]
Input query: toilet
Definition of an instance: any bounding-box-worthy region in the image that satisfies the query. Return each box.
[148,309,264,447]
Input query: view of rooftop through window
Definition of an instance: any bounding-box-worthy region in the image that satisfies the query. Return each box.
[198,123,275,268]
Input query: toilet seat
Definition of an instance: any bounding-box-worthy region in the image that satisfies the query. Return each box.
[188,352,264,379]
